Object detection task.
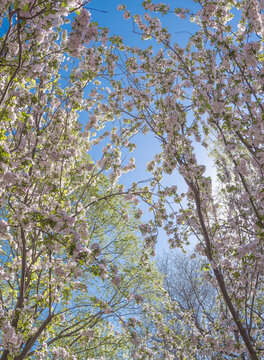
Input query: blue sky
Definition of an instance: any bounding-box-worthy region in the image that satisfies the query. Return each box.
[89,0,201,45]
[85,0,216,255]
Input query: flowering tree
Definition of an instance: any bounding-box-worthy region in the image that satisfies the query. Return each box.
[104,0,264,358]
[2,0,264,358]
[0,1,164,359]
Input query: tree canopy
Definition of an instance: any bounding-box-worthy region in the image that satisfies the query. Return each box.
[1,0,264,359]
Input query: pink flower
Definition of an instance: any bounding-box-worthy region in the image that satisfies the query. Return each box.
[131,333,140,346]
[111,275,121,287]
[90,242,99,250]
[117,4,126,11]
[82,328,94,339]
[104,307,112,314]
[123,10,131,20]
[129,317,137,327]
[0,220,7,234]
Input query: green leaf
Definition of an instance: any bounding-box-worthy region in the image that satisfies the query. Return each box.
[22,3,30,12]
